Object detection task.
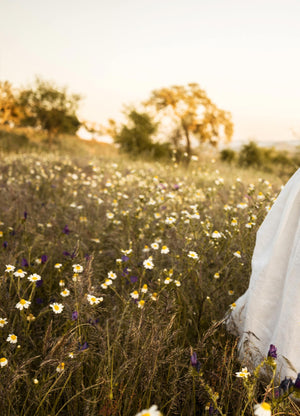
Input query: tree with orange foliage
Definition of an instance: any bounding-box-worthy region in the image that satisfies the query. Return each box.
[0,81,22,126]
[145,83,234,161]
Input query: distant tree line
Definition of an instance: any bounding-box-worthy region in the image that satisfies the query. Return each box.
[1,79,234,157]
[0,77,81,144]
[106,83,234,162]
[221,140,300,176]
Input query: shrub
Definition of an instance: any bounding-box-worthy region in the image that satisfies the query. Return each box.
[0,129,31,152]
[220,148,236,163]
[238,141,265,167]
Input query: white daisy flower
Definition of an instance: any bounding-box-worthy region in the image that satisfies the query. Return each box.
[56,362,65,373]
[237,202,248,209]
[211,231,221,239]
[130,291,139,299]
[72,264,83,273]
[135,404,162,416]
[6,334,18,344]
[143,257,154,270]
[28,273,42,282]
[60,289,70,297]
[49,303,64,314]
[235,367,251,378]
[13,269,27,278]
[107,271,117,280]
[87,294,103,305]
[16,299,31,310]
[253,402,271,416]
[0,357,8,367]
[141,284,148,293]
[0,317,8,327]
[188,251,199,260]
[165,216,176,225]
[151,243,159,250]
[161,245,169,254]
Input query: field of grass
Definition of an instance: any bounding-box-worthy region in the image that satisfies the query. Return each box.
[0,145,299,415]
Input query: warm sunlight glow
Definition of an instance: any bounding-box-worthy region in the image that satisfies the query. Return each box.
[1,0,300,145]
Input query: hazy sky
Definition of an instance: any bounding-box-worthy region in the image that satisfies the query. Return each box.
[1,0,300,143]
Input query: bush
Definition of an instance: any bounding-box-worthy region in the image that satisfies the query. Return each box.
[220,148,236,164]
[238,141,265,167]
[0,129,32,153]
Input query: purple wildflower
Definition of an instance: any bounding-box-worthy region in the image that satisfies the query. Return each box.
[63,225,70,235]
[3,241,8,248]
[78,341,89,351]
[267,344,277,359]
[122,267,129,277]
[72,311,78,321]
[130,276,138,283]
[88,318,100,326]
[41,254,48,264]
[35,279,43,288]
[21,258,29,267]
[122,255,129,262]
[191,351,201,372]
[294,373,300,390]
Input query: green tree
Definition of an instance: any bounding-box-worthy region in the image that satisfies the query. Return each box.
[145,83,234,160]
[238,141,264,167]
[112,109,159,156]
[18,77,81,144]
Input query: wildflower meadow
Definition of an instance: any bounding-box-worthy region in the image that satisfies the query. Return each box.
[0,151,299,415]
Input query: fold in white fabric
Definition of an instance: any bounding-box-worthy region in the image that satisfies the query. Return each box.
[226,168,300,378]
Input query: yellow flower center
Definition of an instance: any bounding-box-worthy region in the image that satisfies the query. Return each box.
[91,297,96,302]
[20,299,26,305]
[54,305,59,311]
[17,269,23,273]
[0,357,7,363]
[261,402,271,410]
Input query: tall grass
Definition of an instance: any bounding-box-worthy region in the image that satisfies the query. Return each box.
[0,151,298,415]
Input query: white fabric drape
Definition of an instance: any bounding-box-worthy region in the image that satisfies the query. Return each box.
[227,168,300,379]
